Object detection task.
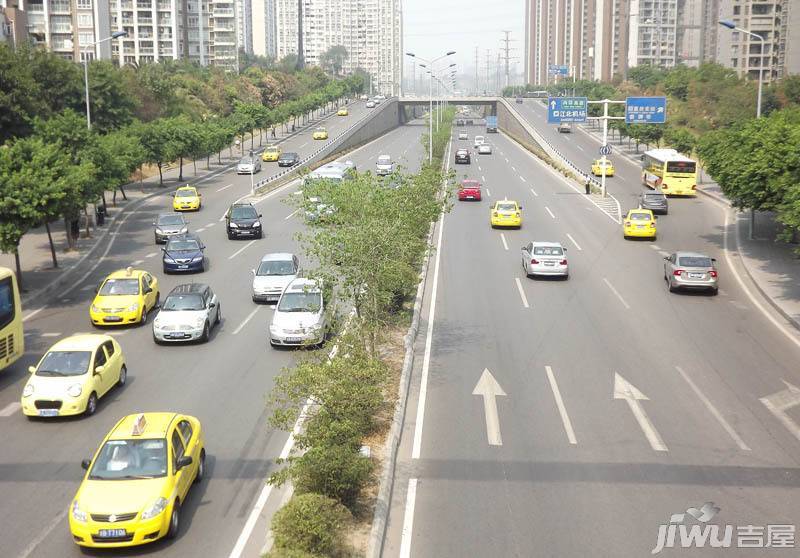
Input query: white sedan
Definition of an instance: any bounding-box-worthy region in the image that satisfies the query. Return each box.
[477,144,493,155]
[521,241,569,279]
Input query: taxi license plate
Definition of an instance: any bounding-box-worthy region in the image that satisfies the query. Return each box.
[637,225,646,229]
[104,316,122,322]
[98,529,127,538]
[38,409,59,417]
[167,333,189,339]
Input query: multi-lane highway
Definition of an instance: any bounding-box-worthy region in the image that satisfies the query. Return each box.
[382,102,800,556]
[0,100,428,558]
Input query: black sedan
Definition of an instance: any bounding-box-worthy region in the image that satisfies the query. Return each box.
[455,148,471,164]
[278,152,300,167]
[162,233,206,273]
[639,191,669,214]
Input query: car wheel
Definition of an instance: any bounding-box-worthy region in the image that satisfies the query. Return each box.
[166,500,180,539]
[215,305,221,325]
[257,230,263,239]
[201,323,210,343]
[668,280,678,293]
[194,450,206,483]
[85,392,98,416]
[154,292,161,309]
[140,307,148,325]
[153,334,163,346]
[711,287,719,296]
[199,263,205,273]
[117,365,127,387]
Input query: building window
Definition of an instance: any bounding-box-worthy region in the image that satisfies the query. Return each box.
[77,0,92,8]
[77,13,93,27]
[79,32,94,45]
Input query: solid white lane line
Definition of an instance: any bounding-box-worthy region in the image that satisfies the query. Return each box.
[216,183,234,192]
[519,175,526,182]
[500,233,509,251]
[398,478,418,558]
[41,332,61,337]
[232,307,260,335]
[131,259,144,266]
[545,206,556,219]
[515,277,530,308]
[285,209,299,220]
[566,233,582,251]
[545,366,577,444]
[603,278,630,309]
[145,252,158,258]
[0,402,21,417]
[196,227,207,233]
[17,508,68,558]
[659,250,670,257]
[206,222,216,228]
[651,244,662,250]
[530,188,538,197]
[675,366,751,451]
[486,188,491,196]
[228,239,257,260]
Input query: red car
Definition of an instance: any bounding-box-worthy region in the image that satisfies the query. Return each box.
[458,179,482,201]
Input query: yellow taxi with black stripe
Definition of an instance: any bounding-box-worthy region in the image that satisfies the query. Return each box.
[89,267,160,327]
[172,186,201,211]
[623,208,657,240]
[337,107,349,116]
[490,200,523,228]
[312,127,329,140]
[69,412,205,548]
[262,145,281,162]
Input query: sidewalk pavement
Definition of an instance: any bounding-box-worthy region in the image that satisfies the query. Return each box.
[579,122,800,331]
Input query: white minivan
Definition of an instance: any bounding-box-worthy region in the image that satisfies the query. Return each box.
[473,135,485,147]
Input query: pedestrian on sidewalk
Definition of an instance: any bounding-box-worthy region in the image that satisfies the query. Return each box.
[271,127,276,139]
[584,175,591,195]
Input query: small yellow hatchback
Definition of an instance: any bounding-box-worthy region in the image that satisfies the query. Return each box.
[337,108,349,116]
[89,267,160,327]
[172,186,201,211]
[490,200,523,228]
[623,209,657,240]
[262,145,281,162]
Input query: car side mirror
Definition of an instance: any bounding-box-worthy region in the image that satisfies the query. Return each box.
[152,222,156,226]
[144,287,152,294]
[94,365,105,375]
[259,214,263,218]
[81,459,91,470]
[28,366,36,374]
[663,256,670,261]
[176,455,193,470]
[712,258,717,262]
[161,247,166,252]
[518,205,523,210]
[251,269,256,275]
[209,301,216,308]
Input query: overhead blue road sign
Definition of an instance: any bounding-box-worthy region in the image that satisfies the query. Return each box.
[625,96,667,124]
[599,145,612,156]
[548,64,569,76]
[547,97,588,124]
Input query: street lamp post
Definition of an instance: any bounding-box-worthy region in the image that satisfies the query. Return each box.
[406,51,456,164]
[83,30,127,130]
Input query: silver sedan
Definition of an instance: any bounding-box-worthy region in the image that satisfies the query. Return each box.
[478,144,493,154]
[664,252,718,294]
[521,241,569,278]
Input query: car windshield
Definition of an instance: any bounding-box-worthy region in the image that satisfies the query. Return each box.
[645,194,665,200]
[258,260,296,276]
[497,203,517,212]
[316,128,326,132]
[157,215,184,226]
[266,147,279,153]
[231,206,258,219]
[239,157,254,165]
[176,189,196,197]
[630,213,651,221]
[278,292,321,312]
[162,293,204,311]
[457,150,468,155]
[99,278,139,296]
[533,246,564,256]
[281,153,298,159]
[679,256,713,267]
[462,182,480,189]
[166,239,200,251]
[35,350,91,377]
[89,439,168,480]
[378,156,392,164]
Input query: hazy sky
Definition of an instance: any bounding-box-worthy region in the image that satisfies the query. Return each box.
[402,0,525,88]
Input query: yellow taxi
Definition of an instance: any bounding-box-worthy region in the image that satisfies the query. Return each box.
[337,107,349,116]
[591,158,615,177]
[490,200,523,228]
[172,185,201,211]
[262,145,281,162]
[69,412,205,548]
[312,127,329,140]
[623,208,657,240]
[21,334,126,418]
[90,267,160,327]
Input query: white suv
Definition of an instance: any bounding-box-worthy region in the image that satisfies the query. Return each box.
[269,278,328,347]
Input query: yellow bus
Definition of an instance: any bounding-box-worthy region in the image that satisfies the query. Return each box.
[641,148,698,196]
[0,267,24,372]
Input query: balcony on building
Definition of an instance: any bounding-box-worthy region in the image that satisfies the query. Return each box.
[49,1,71,14]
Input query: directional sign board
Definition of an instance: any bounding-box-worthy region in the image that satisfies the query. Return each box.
[625,96,667,124]
[599,145,612,156]
[548,64,569,76]
[547,97,588,124]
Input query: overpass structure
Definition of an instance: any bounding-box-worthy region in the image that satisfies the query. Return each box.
[399,96,499,115]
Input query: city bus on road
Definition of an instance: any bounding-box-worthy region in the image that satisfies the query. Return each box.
[0,267,24,372]
[641,148,698,196]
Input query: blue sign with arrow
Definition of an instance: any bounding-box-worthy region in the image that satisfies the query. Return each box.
[547,97,588,123]
[548,64,569,76]
[625,96,667,124]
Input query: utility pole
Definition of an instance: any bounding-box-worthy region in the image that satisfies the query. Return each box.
[296,0,304,69]
[474,46,479,95]
[484,49,491,95]
[500,30,514,90]
[496,52,501,95]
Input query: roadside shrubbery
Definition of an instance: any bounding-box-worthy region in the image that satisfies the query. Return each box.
[268,493,352,558]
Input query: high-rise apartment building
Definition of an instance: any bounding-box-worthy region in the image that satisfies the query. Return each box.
[236,0,250,54]
[251,0,275,57]
[21,0,112,61]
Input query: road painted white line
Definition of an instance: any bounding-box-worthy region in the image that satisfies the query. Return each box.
[18,508,68,558]
[760,381,800,444]
[719,288,728,296]
[675,365,751,451]
[515,277,530,308]
[60,298,71,304]
[216,183,234,192]
[505,157,509,163]
[299,141,309,148]
[232,307,260,335]
[107,330,129,337]
[477,165,482,171]
[545,206,556,219]
[614,373,668,452]
[576,144,585,152]
[481,175,486,182]
[651,244,662,250]
[511,166,517,172]
[131,259,144,266]
[500,233,509,251]
[545,366,577,444]
[519,175,526,182]
[0,402,21,417]
[145,252,158,258]
[566,233,582,251]
[80,284,94,291]
[195,227,207,233]
[530,188,538,197]
[585,206,592,211]
[658,250,670,257]
[285,209,299,220]
[411,212,446,460]
[473,369,506,446]
[398,478,418,558]
[228,239,257,260]
[603,278,630,309]
[41,332,61,337]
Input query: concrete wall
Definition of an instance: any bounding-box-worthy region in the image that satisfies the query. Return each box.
[496,98,553,163]
[325,99,401,157]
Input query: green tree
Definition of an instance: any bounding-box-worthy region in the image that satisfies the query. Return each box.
[269,494,351,557]
[627,65,665,90]
[0,45,45,142]
[86,60,136,132]
[319,45,348,76]
[663,126,696,154]
[136,118,182,185]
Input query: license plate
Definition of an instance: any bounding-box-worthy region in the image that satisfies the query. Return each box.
[167,333,189,339]
[98,529,127,538]
[285,337,303,342]
[38,409,59,417]
[544,262,555,266]
[689,273,703,278]
[637,225,646,229]
[104,316,121,322]
[178,265,188,269]
[466,196,474,199]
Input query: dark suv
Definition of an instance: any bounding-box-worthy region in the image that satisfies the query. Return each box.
[225,203,263,239]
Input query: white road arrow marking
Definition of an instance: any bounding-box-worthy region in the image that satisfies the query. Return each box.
[473,368,506,446]
[760,380,800,443]
[613,372,668,452]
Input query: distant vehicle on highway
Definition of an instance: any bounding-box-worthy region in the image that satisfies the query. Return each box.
[663,252,719,295]
[337,107,349,116]
[458,131,468,140]
[262,145,281,162]
[623,209,657,240]
[458,179,482,201]
[473,135,485,147]
[455,148,471,164]
[278,152,300,167]
[521,242,569,279]
[366,101,376,108]
[515,96,523,104]
[236,155,261,174]
[312,127,329,140]
[490,200,522,228]
[638,191,669,214]
[153,213,188,244]
[360,94,369,100]
[162,234,206,273]
[153,283,221,343]
[485,115,498,133]
[557,122,572,133]
[269,278,328,347]
[252,253,300,303]
[477,144,492,155]
[172,185,201,211]
[304,160,356,185]
[375,154,394,176]
[375,94,386,101]
[225,202,262,239]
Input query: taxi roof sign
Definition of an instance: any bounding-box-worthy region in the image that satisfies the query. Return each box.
[131,413,147,436]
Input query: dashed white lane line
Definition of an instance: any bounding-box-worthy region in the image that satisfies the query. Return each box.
[603,278,630,310]
[285,209,299,220]
[131,259,144,266]
[477,165,482,171]
[515,277,530,308]
[511,166,517,172]
[145,252,158,258]
[545,206,556,219]
[398,478,418,558]
[228,240,257,260]
[486,188,491,197]
[216,183,234,192]
[0,402,21,417]
[80,285,94,291]
[505,157,509,163]
[500,233,509,251]
[576,145,585,152]
[299,141,309,148]
[675,365,751,451]
[566,233,582,251]
[481,175,486,182]
[206,222,216,228]
[107,330,129,337]
[519,175,526,182]
[232,307,261,335]
[530,188,538,197]
[651,244,662,250]
[585,206,592,211]
[41,332,61,338]
[545,366,577,445]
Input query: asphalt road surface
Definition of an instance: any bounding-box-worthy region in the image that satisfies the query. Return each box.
[0,102,428,558]
[381,105,800,557]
